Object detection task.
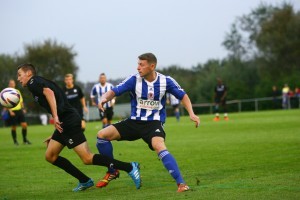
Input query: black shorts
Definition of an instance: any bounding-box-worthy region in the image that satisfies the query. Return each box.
[99,107,114,121]
[215,98,226,106]
[172,104,180,109]
[113,118,166,150]
[51,108,86,149]
[7,110,26,126]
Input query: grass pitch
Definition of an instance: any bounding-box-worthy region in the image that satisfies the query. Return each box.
[0,109,299,200]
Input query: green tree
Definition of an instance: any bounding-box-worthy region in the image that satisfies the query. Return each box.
[19,39,79,85]
[256,4,300,85]
[0,54,17,90]
[222,3,300,99]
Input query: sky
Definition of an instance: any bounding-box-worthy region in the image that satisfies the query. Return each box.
[1,0,300,83]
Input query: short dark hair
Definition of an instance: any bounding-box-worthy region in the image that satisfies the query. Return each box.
[17,63,36,76]
[138,53,157,65]
[100,73,106,76]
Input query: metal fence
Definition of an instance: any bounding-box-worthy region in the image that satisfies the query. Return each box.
[192,96,300,114]
[1,96,299,127]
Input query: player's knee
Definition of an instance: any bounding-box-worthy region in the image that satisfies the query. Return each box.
[81,154,93,165]
[97,129,105,139]
[152,142,166,153]
[45,153,57,163]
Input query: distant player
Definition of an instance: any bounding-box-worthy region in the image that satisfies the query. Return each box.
[63,74,88,131]
[6,79,31,145]
[96,53,200,192]
[90,73,115,128]
[213,78,229,121]
[17,64,141,191]
[167,93,180,122]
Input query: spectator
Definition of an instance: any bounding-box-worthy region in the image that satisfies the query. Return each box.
[271,86,281,109]
[282,84,290,109]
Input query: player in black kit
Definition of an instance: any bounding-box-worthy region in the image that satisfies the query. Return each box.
[213,78,229,121]
[63,73,88,131]
[16,64,141,192]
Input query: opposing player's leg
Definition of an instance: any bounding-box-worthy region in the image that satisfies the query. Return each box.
[45,138,93,192]
[9,113,18,145]
[152,136,189,192]
[96,125,122,187]
[11,125,18,145]
[213,101,220,121]
[74,141,141,189]
[20,122,31,144]
[17,110,31,144]
[222,100,229,120]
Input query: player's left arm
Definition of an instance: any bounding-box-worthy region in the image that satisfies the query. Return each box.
[43,88,63,133]
[181,94,200,128]
[80,97,88,113]
[221,87,228,101]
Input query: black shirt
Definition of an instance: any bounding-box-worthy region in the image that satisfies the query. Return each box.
[27,76,73,116]
[62,85,84,115]
[215,84,227,99]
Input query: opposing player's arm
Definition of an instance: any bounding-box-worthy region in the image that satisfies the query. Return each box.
[80,97,88,113]
[221,90,227,100]
[181,94,200,128]
[98,90,116,112]
[43,88,63,133]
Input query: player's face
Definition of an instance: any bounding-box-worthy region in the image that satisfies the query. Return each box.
[64,77,73,87]
[99,75,106,85]
[17,69,31,87]
[8,80,16,88]
[137,60,155,78]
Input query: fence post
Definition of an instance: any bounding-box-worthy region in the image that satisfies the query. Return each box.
[255,99,258,112]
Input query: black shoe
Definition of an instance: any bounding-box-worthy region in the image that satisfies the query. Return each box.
[24,140,32,145]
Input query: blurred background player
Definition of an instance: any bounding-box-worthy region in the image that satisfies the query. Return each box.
[7,79,31,145]
[166,93,180,122]
[63,73,88,132]
[90,73,115,128]
[213,78,229,121]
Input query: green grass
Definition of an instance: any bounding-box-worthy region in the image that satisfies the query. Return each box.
[0,109,299,200]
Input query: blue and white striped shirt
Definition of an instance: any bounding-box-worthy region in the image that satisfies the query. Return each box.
[167,93,180,106]
[112,72,186,123]
[90,82,114,108]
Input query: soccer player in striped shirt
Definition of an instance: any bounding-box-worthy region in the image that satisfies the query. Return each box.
[90,73,115,128]
[95,53,200,192]
[167,93,181,122]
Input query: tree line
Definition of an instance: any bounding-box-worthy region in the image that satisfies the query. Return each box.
[1,3,299,114]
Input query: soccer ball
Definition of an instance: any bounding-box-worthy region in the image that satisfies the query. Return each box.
[0,88,21,108]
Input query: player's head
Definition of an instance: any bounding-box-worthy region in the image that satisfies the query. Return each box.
[217,77,222,85]
[17,63,36,87]
[64,73,74,87]
[137,53,157,78]
[8,79,16,88]
[99,73,106,85]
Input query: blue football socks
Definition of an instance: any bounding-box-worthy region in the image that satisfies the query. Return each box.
[96,137,115,173]
[158,150,185,184]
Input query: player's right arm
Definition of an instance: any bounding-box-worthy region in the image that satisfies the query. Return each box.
[43,88,63,133]
[90,85,97,106]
